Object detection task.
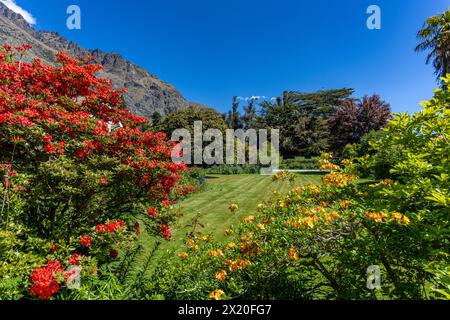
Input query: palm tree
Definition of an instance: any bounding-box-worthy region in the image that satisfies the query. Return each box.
[416,10,450,82]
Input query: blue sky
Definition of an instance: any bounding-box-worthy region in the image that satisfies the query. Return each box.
[6,0,450,113]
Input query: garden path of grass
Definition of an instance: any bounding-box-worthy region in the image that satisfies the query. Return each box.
[126,174,323,282]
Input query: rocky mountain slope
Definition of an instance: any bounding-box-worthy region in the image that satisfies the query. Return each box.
[0,2,190,118]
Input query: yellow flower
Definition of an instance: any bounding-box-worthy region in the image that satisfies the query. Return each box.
[342,159,352,167]
[225,259,252,272]
[340,200,351,208]
[322,172,355,188]
[240,232,254,241]
[256,223,265,230]
[369,179,395,188]
[365,211,388,223]
[226,242,236,250]
[279,200,288,208]
[257,203,266,211]
[228,203,239,213]
[391,212,410,225]
[215,270,228,282]
[208,249,224,257]
[325,211,340,222]
[186,239,196,246]
[179,252,189,259]
[288,248,300,261]
[239,242,259,256]
[209,289,225,300]
[320,159,341,172]
[301,217,315,229]
[224,228,233,236]
[243,215,255,223]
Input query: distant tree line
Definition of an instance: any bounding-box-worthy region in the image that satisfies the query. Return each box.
[223,89,391,158]
[151,88,391,159]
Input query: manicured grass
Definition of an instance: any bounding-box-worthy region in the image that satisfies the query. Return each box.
[126,174,323,281]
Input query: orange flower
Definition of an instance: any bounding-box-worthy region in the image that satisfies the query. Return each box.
[215,270,228,282]
[340,200,351,208]
[225,259,252,272]
[208,249,224,257]
[325,211,340,222]
[288,248,300,261]
[391,212,411,225]
[243,215,255,223]
[301,217,315,229]
[226,242,236,250]
[322,172,354,187]
[365,211,388,223]
[209,289,225,300]
[179,252,189,259]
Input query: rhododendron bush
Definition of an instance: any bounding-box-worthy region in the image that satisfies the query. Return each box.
[0,45,187,299]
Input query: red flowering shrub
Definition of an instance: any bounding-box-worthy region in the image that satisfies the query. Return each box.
[29,261,65,300]
[0,45,187,239]
[0,44,190,299]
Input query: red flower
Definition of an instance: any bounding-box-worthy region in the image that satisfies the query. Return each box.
[51,244,56,252]
[44,144,56,155]
[95,220,126,233]
[76,149,88,159]
[29,261,64,300]
[95,224,107,233]
[100,178,107,185]
[110,249,119,259]
[80,235,92,248]
[7,171,17,177]
[147,207,158,216]
[159,225,171,239]
[69,253,82,265]
[43,133,53,143]
[162,199,170,207]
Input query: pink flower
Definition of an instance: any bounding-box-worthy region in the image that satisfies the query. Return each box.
[100,178,107,185]
[7,171,17,177]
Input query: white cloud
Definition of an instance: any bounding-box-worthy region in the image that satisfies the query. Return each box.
[0,0,36,25]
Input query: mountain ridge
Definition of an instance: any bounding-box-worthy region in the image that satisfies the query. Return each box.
[0,2,194,118]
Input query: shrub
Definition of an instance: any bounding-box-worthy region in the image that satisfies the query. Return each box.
[0,45,187,299]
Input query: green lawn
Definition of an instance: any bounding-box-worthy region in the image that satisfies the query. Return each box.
[126,174,323,281]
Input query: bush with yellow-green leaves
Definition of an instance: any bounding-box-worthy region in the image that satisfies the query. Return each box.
[144,78,450,300]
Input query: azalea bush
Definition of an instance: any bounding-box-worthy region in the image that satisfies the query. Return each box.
[144,80,450,300]
[0,45,188,299]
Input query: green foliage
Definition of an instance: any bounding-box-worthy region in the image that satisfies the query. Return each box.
[156,107,228,137]
[144,80,450,300]
[416,8,450,81]
[258,89,354,157]
[280,157,320,170]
